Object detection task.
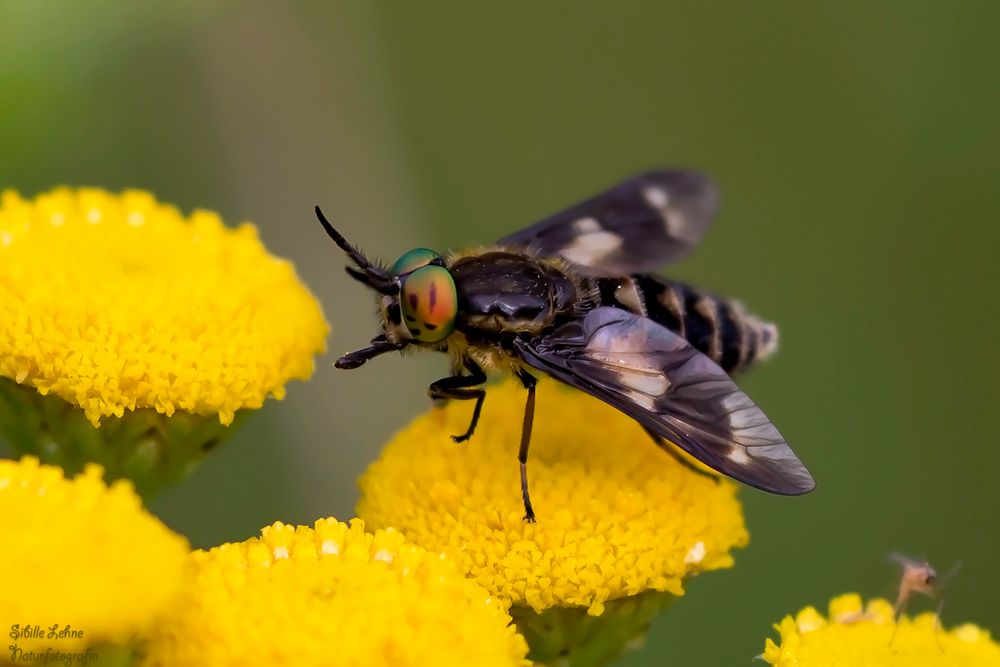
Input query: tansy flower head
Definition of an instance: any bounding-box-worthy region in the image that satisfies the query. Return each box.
[0,456,188,654]
[762,593,1000,666]
[0,187,328,492]
[358,380,748,662]
[0,187,328,425]
[141,518,530,667]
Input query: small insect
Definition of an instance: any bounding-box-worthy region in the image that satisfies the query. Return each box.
[890,553,940,621]
[837,555,945,628]
[317,171,815,521]
[887,553,962,647]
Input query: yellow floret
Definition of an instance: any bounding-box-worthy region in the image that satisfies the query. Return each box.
[762,593,1000,665]
[141,518,530,667]
[0,187,328,426]
[357,379,749,616]
[0,456,189,654]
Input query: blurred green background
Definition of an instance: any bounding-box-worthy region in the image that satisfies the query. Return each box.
[2,1,998,663]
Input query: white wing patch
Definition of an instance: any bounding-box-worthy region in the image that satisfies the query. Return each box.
[627,389,658,411]
[560,218,623,266]
[726,446,751,465]
[642,185,670,209]
[584,320,670,399]
[642,184,703,244]
[573,216,602,233]
[619,371,670,395]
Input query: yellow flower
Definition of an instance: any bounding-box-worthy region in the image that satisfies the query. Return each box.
[141,518,530,667]
[0,456,189,654]
[762,593,1000,666]
[0,186,328,427]
[358,379,748,663]
[359,380,747,614]
[0,187,328,494]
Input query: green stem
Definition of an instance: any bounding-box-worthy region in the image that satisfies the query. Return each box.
[510,591,677,667]
[0,377,244,500]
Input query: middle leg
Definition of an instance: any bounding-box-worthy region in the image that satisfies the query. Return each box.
[516,369,538,523]
[428,361,487,443]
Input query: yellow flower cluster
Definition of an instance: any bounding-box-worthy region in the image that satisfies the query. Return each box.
[0,187,328,426]
[142,518,530,667]
[0,456,188,653]
[358,380,749,615]
[763,594,1000,666]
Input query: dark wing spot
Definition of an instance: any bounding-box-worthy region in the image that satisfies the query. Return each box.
[408,293,419,309]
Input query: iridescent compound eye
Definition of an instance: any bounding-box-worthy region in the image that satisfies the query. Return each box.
[391,248,440,276]
[400,265,457,343]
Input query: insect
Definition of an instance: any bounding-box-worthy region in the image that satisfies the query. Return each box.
[886,553,962,647]
[890,553,940,621]
[317,171,815,521]
[837,555,944,629]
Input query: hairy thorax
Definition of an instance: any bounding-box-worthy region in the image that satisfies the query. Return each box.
[448,250,580,334]
[442,249,583,372]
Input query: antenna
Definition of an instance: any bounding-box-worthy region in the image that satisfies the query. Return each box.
[315,205,398,295]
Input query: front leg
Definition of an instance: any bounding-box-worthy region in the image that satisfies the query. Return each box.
[335,335,407,369]
[428,361,487,443]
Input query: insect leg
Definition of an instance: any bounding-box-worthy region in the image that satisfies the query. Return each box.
[933,598,946,652]
[889,585,910,647]
[335,335,407,369]
[428,361,487,443]
[516,369,538,523]
[642,427,721,482]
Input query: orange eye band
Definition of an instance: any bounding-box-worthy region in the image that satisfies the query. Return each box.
[400,265,458,343]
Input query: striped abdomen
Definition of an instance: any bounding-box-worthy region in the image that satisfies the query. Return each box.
[593,275,779,374]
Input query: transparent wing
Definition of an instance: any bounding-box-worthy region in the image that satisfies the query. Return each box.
[498,171,719,275]
[515,307,814,494]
